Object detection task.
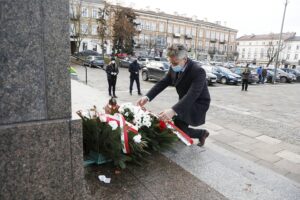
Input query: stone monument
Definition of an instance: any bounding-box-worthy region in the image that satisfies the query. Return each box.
[0,0,84,199]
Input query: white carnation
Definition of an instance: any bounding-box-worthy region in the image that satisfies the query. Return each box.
[133,134,142,143]
[108,121,118,130]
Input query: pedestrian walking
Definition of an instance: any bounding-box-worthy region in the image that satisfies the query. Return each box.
[106,57,119,98]
[137,44,210,147]
[257,66,262,83]
[129,59,142,95]
[241,64,251,91]
[261,67,267,84]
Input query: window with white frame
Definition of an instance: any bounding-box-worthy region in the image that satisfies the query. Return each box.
[210,31,215,39]
[296,45,300,50]
[186,27,191,35]
[81,24,88,34]
[70,5,77,17]
[231,34,235,41]
[81,7,88,17]
[205,30,210,39]
[92,8,98,18]
[198,29,203,38]
[180,26,185,34]
[174,25,179,33]
[70,24,75,36]
[294,54,298,60]
[286,54,290,60]
[151,22,156,31]
[82,42,88,50]
[159,22,164,32]
[288,45,291,50]
[92,25,98,35]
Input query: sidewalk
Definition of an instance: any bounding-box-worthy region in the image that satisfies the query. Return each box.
[71,80,300,199]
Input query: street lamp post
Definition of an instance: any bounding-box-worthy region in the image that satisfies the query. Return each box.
[273,0,288,84]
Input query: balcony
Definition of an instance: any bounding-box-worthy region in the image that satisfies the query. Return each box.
[219,40,226,44]
[173,33,181,38]
[210,38,217,43]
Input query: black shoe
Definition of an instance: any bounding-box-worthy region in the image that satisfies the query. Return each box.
[113,95,118,98]
[197,130,209,147]
[138,93,142,96]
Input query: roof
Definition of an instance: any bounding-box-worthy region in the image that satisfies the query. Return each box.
[236,32,296,41]
[285,36,300,41]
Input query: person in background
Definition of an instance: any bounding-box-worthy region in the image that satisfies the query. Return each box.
[106,57,119,98]
[257,66,262,83]
[261,66,267,84]
[136,44,210,147]
[241,64,251,91]
[129,59,142,95]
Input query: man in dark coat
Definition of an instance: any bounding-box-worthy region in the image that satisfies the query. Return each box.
[241,64,251,91]
[129,59,142,95]
[106,57,119,97]
[137,44,210,146]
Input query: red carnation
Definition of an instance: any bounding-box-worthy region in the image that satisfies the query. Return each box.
[159,120,167,131]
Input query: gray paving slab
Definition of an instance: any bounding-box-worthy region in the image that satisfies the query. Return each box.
[164,142,300,200]
[248,149,282,163]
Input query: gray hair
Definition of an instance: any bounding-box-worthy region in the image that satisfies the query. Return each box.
[167,44,188,59]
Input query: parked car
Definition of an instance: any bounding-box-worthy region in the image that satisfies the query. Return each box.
[269,68,295,83]
[212,66,242,84]
[137,57,155,68]
[83,56,105,68]
[266,70,281,83]
[281,68,300,82]
[142,61,169,81]
[230,67,259,84]
[119,57,136,68]
[201,65,217,85]
[74,50,100,58]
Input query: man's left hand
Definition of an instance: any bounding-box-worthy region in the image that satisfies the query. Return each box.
[158,109,176,121]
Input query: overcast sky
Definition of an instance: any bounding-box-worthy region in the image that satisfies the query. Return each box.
[113,0,300,37]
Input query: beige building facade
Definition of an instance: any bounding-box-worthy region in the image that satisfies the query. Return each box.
[70,0,238,60]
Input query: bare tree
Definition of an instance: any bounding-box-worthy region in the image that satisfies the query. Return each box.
[70,0,91,54]
[266,34,286,67]
[97,1,111,59]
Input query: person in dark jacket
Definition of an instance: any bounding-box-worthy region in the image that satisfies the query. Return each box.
[106,57,119,97]
[241,64,251,91]
[261,67,267,84]
[129,59,142,95]
[137,44,210,146]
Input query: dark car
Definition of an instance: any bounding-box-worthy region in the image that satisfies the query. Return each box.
[212,66,242,84]
[83,56,105,68]
[269,68,295,83]
[230,67,259,84]
[142,61,169,81]
[281,68,300,82]
[119,57,136,68]
[266,70,281,83]
[74,50,100,58]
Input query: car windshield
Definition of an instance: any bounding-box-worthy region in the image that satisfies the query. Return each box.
[219,67,233,74]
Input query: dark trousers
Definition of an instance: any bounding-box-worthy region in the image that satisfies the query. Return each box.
[173,117,206,139]
[242,79,248,91]
[129,75,141,94]
[108,77,117,95]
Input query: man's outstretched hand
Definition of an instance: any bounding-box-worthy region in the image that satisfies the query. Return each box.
[136,96,149,107]
[159,109,176,121]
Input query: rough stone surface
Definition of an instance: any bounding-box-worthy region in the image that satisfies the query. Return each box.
[0,0,70,125]
[0,120,73,200]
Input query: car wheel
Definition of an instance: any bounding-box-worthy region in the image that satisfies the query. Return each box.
[280,76,287,83]
[142,71,149,81]
[220,77,227,84]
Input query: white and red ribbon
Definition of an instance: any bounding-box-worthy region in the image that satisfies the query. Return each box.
[99,113,138,154]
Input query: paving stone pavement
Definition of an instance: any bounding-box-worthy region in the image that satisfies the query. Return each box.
[71,68,300,199]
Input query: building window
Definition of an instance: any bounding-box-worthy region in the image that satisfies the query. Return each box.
[81,24,88,34]
[205,30,210,39]
[211,31,215,39]
[159,22,164,32]
[192,28,196,36]
[249,42,252,45]
[286,54,290,60]
[296,45,300,50]
[295,54,298,60]
[92,44,97,51]
[151,22,156,31]
[198,29,203,38]
[186,27,191,35]
[92,25,98,35]
[92,9,98,18]
[174,25,179,34]
[70,24,75,36]
[288,45,291,50]
[81,7,88,17]
[70,6,77,17]
[180,26,185,34]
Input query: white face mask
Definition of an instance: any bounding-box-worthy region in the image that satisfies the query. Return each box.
[111,61,115,64]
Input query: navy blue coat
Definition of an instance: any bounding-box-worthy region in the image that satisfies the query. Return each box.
[146,58,211,126]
